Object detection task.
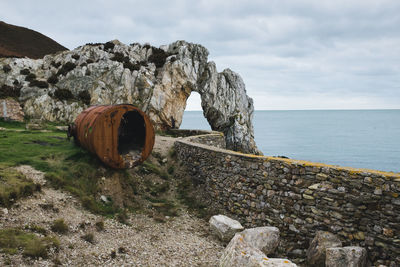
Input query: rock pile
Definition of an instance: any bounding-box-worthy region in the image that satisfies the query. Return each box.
[211,215,296,266]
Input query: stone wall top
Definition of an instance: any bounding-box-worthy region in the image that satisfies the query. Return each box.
[176,134,400,181]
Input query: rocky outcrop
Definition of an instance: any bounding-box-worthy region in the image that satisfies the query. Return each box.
[209,214,244,242]
[0,40,260,154]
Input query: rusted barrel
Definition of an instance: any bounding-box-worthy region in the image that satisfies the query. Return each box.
[69,104,155,169]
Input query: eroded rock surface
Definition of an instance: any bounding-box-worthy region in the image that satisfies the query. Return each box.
[209,214,244,242]
[220,229,296,267]
[0,40,260,154]
[325,246,367,267]
[307,231,342,267]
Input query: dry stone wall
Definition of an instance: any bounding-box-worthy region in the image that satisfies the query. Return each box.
[175,133,400,265]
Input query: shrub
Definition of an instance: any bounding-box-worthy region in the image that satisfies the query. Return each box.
[0,84,20,99]
[72,54,80,60]
[0,228,59,258]
[123,62,140,71]
[86,59,94,64]
[111,52,129,63]
[47,74,59,84]
[81,233,94,244]
[2,64,11,73]
[51,219,68,234]
[25,73,36,82]
[51,61,61,68]
[78,90,91,105]
[148,47,170,68]
[29,80,49,88]
[95,221,104,231]
[56,62,76,76]
[54,88,74,101]
[20,69,30,75]
[103,42,115,51]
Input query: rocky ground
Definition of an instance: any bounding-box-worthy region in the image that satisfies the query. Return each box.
[0,135,225,266]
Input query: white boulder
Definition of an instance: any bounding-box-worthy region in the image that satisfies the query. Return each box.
[209,214,244,242]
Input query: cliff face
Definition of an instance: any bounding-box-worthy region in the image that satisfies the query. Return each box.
[0,40,260,154]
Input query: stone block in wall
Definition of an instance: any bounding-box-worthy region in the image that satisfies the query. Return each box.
[209,214,244,242]
[306,231,342,267]
[325,246,367,267]
[0,99,24,122]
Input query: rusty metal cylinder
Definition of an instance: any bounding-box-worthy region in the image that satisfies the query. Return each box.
[71,104,155,169]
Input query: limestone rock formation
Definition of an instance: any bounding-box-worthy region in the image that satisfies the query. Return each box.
[325,247,367,267]
[307,231,342,267]
[209,214,244,242]
[0,40,260,154]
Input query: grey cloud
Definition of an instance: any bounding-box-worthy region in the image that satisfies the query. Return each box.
[0,0,399,109]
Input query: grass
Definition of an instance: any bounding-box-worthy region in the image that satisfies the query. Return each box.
[51,219,68,234]
[0,228,59,258]
[0,166,41,207]
[0,119,128,216]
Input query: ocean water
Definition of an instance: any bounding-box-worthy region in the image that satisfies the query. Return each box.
[180,110,400,173]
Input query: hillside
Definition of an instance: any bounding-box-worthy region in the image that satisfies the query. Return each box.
[0,21,68,59]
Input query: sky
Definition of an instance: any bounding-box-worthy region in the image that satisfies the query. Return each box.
[1,0,399,110]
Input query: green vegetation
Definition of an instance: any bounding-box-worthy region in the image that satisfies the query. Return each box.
[56,62,76,76]
[0,84,21,99]
[0,228,59,258]
[24,224,48,235]
[0,119,128,216]
[177,178,210,218]
[0,166,41,207]
[51,219,68,234]
[54,88,74,101]
[2,64,11,73]
[81,233,95,244]
[95,221,104,231]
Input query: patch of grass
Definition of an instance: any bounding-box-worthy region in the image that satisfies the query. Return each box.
[0,120,129,216]
[141,161,169,180]
[81,233,95,244]
[24,224,48,235]
[177,178,210,218]
[0,228,59,258]
[51,219,68,234]
[0,167,41,207]
[95,221,104,231]
[167,165,175,175]
[146,197,178,217]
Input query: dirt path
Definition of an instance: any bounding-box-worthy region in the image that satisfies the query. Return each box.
[0,136,224,266]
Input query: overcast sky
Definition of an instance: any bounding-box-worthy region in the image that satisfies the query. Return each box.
[1,0,399,110]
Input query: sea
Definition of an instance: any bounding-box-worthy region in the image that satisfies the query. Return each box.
[180,110,400,173]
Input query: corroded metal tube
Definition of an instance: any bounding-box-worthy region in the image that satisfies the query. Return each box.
[69,104,155,169]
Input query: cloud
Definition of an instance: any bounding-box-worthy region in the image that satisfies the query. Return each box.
[0,0,399,109]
